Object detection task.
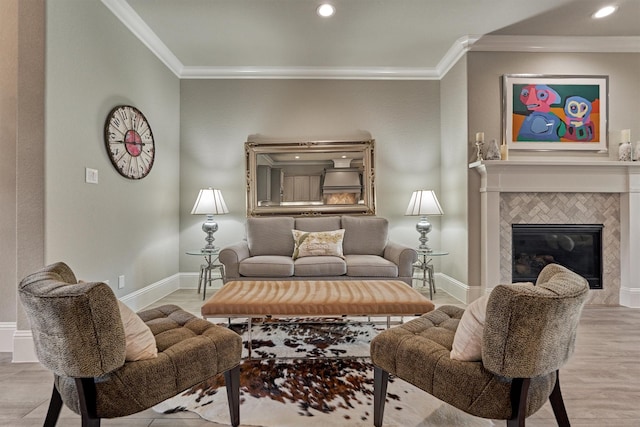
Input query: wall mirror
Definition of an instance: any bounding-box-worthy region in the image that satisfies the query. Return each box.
[245,135,376,216]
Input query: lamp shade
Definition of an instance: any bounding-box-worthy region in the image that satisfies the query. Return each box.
[191,188,229,215]
[405,190,443,216]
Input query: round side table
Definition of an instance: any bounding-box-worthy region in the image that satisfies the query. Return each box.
[187,248,224,300]
[414,249,448,299]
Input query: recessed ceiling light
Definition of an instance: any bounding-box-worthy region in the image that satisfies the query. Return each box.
[317,3,336,18]
[592,5,618,18]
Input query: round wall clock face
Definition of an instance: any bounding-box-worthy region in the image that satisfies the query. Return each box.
[104,105,155,179]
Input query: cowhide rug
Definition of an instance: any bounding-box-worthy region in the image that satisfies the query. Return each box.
[153,319,495,427]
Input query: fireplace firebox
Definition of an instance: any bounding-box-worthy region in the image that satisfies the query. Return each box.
[512,224,603,289]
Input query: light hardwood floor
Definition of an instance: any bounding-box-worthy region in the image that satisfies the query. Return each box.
[2,285,639,426]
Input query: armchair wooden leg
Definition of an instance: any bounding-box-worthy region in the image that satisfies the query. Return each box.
[75,378,100,427]
[507,377,531,427]
[373,366,389,427]
[43,383,63,427]
[549,371,571,427]
[224,365,241,427]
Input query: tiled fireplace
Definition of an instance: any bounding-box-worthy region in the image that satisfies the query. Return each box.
[471,160,640,307]
[502,193,617,304]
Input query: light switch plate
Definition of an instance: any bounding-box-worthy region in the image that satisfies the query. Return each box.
[85,168,98,184]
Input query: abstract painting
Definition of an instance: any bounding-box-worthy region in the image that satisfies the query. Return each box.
[503,74,608,151]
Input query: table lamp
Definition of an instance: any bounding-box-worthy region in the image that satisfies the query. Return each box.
[405,190,443,252]
[191,188,228,251]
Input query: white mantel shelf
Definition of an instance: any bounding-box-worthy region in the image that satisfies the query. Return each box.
[470,159,640,308]
[470,160,640,193]
[470,160,640,167]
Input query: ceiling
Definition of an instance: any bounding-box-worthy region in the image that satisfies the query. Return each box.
[103,0,640,79]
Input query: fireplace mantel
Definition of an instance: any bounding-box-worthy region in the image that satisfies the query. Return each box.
[470,160,640,193]
[470,160,640,307]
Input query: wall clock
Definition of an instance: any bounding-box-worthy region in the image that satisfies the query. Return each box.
[104,105,155,179]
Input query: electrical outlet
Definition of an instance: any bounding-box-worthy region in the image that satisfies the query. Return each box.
[85,167,98,184]
[118,275,125,289]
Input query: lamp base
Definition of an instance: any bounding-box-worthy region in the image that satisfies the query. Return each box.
[416,216,433,252]
[202,215,219,251]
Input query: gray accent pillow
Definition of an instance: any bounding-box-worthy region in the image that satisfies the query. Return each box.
[342,216,388,256]
[246,217,295,256]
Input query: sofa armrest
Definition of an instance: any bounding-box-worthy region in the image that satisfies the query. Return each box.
[219,242,250,282]
[384,242,418,279]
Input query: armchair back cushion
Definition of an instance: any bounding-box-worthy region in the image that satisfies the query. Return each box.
[342,216,388,256]
[18,262,126,378]
[482,264,589,378]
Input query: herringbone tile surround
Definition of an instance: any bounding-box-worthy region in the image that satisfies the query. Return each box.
[500,192,620,305]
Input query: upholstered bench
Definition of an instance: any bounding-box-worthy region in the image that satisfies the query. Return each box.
[201,279,435,319]
[201,279,435,357]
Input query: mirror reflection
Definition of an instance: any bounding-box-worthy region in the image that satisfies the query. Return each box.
[245,137,376,216]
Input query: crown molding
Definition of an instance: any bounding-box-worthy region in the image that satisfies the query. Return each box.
[101,0,183,77]
[437,35,480,77]
[180,66,440,80]
[471,35,640,53]
[102,0,640,81]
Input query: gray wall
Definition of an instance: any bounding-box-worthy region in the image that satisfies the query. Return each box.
[466,51,640,289]
[179,79,442,272]
[440,55,469,285]
[44,0,181,296]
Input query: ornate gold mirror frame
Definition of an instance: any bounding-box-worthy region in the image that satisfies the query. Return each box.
[245,136,376,216]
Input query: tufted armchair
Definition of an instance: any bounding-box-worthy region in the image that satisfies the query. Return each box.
[18,262,242,427]
[370,263,589,427]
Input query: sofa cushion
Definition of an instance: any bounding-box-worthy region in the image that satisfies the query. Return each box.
[292,229,345,259]
[345,254,398,277]
[342,216,388,256]
[239,255,294,277]
[294,256,347,276]
[294,216,341,232]
[246,217,295,256]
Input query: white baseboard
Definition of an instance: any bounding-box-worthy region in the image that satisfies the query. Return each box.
[12,330,38,363]
[619,286,640,308]
[0,322,16,353]
[434,273,481,304]
[179,271,223,290]
[119,273,181,312]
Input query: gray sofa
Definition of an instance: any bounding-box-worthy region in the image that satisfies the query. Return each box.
[219,216,417,285]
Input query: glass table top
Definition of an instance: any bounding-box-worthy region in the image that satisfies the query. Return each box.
[416,249,448,256]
